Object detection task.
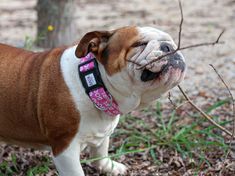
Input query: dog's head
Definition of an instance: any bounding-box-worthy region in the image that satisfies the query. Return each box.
[75,26,186,111]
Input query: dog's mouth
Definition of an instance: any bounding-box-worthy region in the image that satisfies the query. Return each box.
[140,59,185,82]
[141,69,161,82]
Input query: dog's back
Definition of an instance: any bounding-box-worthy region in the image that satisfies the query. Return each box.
[0,44,44,143]
[0,44,80,155]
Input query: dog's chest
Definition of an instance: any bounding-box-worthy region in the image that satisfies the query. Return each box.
[77,113,120,147]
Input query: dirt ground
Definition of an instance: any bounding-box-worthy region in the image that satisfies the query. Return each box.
[0,0,235,175]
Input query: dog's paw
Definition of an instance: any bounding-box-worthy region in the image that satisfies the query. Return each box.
[96,158,127,175]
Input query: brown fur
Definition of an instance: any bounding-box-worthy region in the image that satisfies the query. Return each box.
[75,26,139,75]
[0,44,80,156]
[0,26,139,156]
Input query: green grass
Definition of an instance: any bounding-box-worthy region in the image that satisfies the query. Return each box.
[26,157,52,176]
[0,156,52,176]
[105,100,229,170]
[0,155,18,176]
[81,99,230,167]
[0,98,231,175]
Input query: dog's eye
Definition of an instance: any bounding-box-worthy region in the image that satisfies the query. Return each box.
[160,43,171,52]
[132,41,148,48]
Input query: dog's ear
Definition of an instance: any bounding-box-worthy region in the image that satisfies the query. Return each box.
[75,31,113,58]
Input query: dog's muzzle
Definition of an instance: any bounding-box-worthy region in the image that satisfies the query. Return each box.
[140,52,185,82]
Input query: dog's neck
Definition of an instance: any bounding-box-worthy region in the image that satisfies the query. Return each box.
[60,45,142,116]
[98,64,142,114]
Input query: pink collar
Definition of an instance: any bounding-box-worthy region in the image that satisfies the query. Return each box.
[78,53,121,116]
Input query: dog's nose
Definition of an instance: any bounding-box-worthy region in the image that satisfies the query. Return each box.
[171,53,182,61]
[168,53,185,71]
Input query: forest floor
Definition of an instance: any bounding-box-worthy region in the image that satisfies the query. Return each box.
[0,0,235,175]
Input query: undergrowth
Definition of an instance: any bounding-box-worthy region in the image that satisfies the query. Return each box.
[0,99,231,175]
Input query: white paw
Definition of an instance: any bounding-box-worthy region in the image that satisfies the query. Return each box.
[96,158,127,175]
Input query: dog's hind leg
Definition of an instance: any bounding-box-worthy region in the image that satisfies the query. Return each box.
[53,139,84,176]
[90,136,127,175]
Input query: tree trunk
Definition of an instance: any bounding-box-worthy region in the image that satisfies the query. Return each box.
[36,0,76,48]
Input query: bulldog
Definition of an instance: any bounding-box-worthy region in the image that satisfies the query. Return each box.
[0,26,185,176]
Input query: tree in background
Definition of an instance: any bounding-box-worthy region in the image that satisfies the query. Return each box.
[36,0,76,48]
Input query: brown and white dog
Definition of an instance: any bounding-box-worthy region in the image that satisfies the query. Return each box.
[0,26,185,175]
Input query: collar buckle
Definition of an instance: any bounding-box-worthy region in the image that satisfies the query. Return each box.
[93,92,113,111]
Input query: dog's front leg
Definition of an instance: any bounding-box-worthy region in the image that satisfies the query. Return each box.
[53,139,84,176]
[90,136,127,175]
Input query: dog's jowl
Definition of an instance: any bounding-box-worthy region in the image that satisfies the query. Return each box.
[0,26,186,176]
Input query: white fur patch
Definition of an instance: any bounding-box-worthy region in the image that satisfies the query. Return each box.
[60,46,120,146]
[137,27,174,42]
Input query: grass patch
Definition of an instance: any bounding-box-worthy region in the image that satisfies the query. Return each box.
[107,100,229,169]
[0,156,52,176]
[26,157,51,176]
[0,99,231,175]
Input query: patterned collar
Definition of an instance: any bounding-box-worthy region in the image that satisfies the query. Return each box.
[78,53,120,116]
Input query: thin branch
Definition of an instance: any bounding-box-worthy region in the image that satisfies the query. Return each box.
[128,0,233,139]
[178,31,225,50]
[209,64,235,171]
[178,85,235,138]
[127,59,142,66]
[209,64,235,137]
[168,92,189,110]
[175,101,189,110]
[135,30,225,70]
[168,92,177,108]
[177,0,184,50]
[136,50,177,70]
[129,0,225,70]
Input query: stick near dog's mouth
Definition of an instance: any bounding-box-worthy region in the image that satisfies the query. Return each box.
[140,58,186,82]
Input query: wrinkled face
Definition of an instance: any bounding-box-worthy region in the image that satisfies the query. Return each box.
[128,27,186,91]
[75,26,186,102]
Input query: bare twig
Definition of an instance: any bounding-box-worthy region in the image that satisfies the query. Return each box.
[178,85,235,138]
[209,64,235,175]
[209,64,235,137]
[178,31,225,50]
[175,0,233,138]
[136,30,224,70]
[177,0,183,50]
[129,0,225,70]
[174,101,189,110]
[127,59,142,66]
[168,93,189,110]
[130,0,233,138]
[168,92,177,109]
